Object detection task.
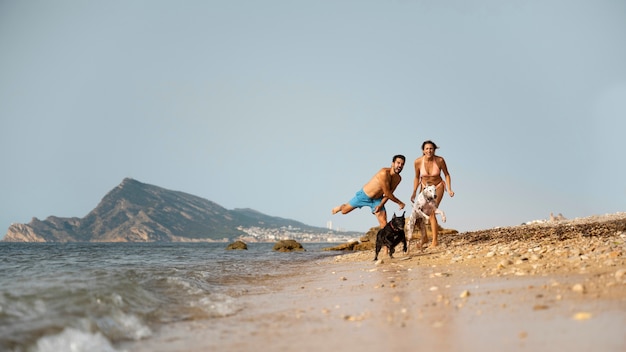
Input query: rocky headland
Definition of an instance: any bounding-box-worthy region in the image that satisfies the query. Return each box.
[3,178,354,242]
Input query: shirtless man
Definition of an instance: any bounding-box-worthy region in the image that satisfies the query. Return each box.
[332,155,406,228]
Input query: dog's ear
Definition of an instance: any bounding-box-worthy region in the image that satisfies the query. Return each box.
[392,212,397,219]
[401,211,405,218]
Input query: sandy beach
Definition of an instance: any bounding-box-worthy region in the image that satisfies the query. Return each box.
[128,213,626,352]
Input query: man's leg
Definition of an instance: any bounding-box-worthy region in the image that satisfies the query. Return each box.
[376,210,388,228]
[332,203,355,215]
[375,209,389,255]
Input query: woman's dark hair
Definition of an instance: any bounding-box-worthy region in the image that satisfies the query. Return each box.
[421,140,438,150]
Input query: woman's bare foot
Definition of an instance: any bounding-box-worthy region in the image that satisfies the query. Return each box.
[331,206,342,214]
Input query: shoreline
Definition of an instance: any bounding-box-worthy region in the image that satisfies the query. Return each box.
[126,213,626,352]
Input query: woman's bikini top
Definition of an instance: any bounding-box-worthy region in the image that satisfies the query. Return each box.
[420,157,441,177]
[420,157,444,188]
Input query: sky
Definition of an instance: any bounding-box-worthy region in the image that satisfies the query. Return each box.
[1,0,625,239]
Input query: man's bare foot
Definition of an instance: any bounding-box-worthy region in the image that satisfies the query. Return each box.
[331,206,341,214]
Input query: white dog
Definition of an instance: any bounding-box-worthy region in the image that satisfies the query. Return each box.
[406,185,446,253]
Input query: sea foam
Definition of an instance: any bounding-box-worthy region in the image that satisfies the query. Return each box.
[34,328,118,352]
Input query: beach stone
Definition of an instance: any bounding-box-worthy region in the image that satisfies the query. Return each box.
[603,259,616,267]
[273,239,305,252]
[324,241,359,251]
[571,248,582,256]
[573,312,592,320]
[615,269,626,281]
[497,259,513,268]
[572,283,586,293]
[225,240,248,250]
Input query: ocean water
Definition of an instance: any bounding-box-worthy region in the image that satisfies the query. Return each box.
[0,242,339,352]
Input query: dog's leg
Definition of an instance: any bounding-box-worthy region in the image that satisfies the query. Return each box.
[436,209,446,223]
[406,213,416,254]
[374,229,383,261]
[418,220,429,251]
[374,242,381,261]
[401,232,408,253]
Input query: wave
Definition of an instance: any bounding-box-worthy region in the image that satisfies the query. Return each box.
[0,242,337,351]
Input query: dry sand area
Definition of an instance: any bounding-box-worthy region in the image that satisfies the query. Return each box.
[132,212,626,352]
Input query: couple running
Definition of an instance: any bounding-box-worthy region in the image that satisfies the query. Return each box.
[331,140,455,248]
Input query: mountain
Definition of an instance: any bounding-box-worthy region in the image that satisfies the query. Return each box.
[3,178,354,242]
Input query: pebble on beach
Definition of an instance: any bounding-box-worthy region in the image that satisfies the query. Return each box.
[573,312,592,320]
[572,284,586,293]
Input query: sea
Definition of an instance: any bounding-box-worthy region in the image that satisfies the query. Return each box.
[0,242,340,352]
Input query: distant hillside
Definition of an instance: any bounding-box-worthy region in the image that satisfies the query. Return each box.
[3,178,352,242]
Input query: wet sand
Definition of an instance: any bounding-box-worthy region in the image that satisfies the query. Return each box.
[128,213,626,352]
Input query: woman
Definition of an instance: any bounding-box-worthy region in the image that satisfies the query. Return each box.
[410,140,455,248]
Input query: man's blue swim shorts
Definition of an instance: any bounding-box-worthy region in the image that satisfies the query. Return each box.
[348,189,384,213]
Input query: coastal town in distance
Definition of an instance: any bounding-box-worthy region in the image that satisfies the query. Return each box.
[235,221,359,243]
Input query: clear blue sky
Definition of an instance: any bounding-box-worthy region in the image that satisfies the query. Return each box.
[1,0,625,238]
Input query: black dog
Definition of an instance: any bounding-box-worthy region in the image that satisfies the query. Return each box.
[374,212,407,261]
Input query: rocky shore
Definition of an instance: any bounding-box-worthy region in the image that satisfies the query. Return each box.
[339,212,626,278]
